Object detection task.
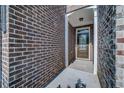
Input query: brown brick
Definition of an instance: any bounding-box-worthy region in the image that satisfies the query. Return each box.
[117,50,124,55]
[117,38,124,43]
[10,34,22,39]
[15,48,26,52]
[9,52,22,57]
[9,43,22,47]
[15,21,26,27]
[2,5,66,88]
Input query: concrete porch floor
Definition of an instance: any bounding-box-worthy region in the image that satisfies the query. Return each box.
[69,60,93,73]
[46,60,101,88]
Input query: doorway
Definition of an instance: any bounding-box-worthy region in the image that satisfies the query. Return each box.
[76,27,90,59]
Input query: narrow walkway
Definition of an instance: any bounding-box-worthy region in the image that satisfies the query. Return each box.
[69,60,93,73]
[46,60,100,88]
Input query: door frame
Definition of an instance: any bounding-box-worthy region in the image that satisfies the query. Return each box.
[75,27,90,60]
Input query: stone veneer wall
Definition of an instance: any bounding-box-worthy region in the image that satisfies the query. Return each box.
[2,5,66,88]
[97,5,116,88]
[68,23,76,65]
[116,5,124,87]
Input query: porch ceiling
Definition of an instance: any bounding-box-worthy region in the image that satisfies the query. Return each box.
[68,8,94,27]
[66,5,87,13]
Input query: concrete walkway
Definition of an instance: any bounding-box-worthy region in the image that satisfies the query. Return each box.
[46,60,100,88]
[69,60,93,73]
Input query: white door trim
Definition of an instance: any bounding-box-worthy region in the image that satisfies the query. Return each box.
[93,6,98,75]
[65,13,73,67]
[75,27,91,60]
[65,14,68,67]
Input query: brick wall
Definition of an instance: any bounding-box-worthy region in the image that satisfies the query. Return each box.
[2,5,66,88]
[97,5,116,88]
[116,5,124,87]
[68,23,75,65]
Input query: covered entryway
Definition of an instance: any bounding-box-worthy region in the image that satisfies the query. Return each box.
[65,5,97,73]
[46,6,99,88]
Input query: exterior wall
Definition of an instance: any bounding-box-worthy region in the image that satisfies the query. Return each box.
[2,5,66,88]
[68,23,75,65]
[97,5,116,88]
[116,5,124,87]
